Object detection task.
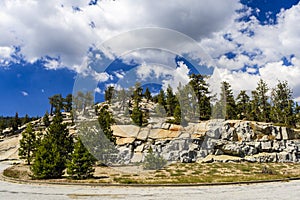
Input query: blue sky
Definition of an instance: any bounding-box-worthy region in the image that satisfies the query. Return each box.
[1,0,300,116]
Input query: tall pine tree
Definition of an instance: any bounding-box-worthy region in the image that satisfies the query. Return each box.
[220,81,236,120]
[189,74,211,120]
[236,90,251,120]
[31,111,73,179]
[67,138,96,179]
[251,79,270,122]
[19,123,40,165]
[271,80,295,126]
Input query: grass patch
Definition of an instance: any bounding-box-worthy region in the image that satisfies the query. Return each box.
[3,168,21,178]
[4,162,300,185]
[113,177,139,184]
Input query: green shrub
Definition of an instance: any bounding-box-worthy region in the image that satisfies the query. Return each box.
[143,148,167,170]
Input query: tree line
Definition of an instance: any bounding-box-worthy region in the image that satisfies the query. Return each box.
[104,75,300,127]
[0,113,39,135]
[215,79,300,127]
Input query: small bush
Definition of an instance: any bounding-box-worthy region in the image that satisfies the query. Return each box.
[143,148,167,170]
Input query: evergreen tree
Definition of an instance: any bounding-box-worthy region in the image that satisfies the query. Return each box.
[78,121,118,165]
[144,87,152,102]
[116,88,128,111]
[295,102,300,125]
[131,83,147,126]
[132,82,143,104]
[173,104,181,125]
[18,123,39,165]
[236,90,251,120]
[189,74,211,120]
[251,79,271,122]
[73,91,85,112]
[131,105,144,126]
[176,83,199,122]
[211,101,226,119]
[31,111,73,179]
[98,105,115,144]
[22,114,30,125]
[64,94,73,112]
[166,85,177,116]
[49,94,64,115]
[157,89,166,109]
[11,112,20,131]
[67,138,96,179]
[271,80,295,126]
[220,81,236,120]
[31,138,65,179]
[105,86,115,104]
[43,111,50,127]
[0,119,5,132]
[73,91,93,114]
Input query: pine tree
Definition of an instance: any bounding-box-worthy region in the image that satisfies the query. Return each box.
[64,94,73,112]
[251,79,271,122]
[31,137,66,179]
[105,86,114,104]
[22,114,30,125]
[189,74,211,120]
[18,123,39,165]
[49,94,63,115]
[67,138,96,179]
[31,111,73,179]
[173,104,181,125]
[98,105,115,144]
[220,81,236,120]
[132,82,143,104]
[11,112,20,131]
[43,111,50,127]
[271,80,295,126]
[144,87,152,102]
[177,83,199,122]
[131,105,143,126]
[157,89,166,109]
[131,83,147,126]
[166,85,177,116]
[236,90,250,120]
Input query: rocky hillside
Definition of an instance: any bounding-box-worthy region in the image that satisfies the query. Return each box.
[0,112,75,162]
[1,105,300,165]
[110,120,300,164]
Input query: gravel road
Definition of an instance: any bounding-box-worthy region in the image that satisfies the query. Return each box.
[1,162,300,200]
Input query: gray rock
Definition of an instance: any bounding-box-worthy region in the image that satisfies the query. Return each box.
[261,141,272,151]
[137,128,149,141]
[259,135,269,142]
[183,150,198,163]
[214,149,224,155]
[221,143,242,156]
[277,152,290,162]
[135,144,145,152]
[189,143,199,151]
[281,127,294,140]
[131,152,144,163]
[161,123,171,130]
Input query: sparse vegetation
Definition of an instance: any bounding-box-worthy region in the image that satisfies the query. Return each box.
[143,148,167,170]
[4,161,300,185]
